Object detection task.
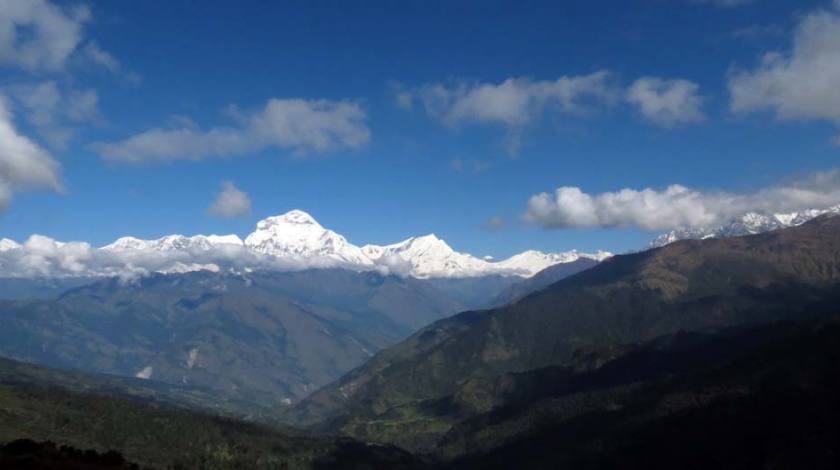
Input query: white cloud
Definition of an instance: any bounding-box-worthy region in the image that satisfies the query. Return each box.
[402,71,616,128]
[398,72,617,156]
[627,77,705,127]
[10,81,100,148]
[0,95,62,211]
[729,2,840,142]
[250,99,370,154]
[0,0,90,71]
[94,98,370,163]
[524,170,840,230]
[400,72,707,152]
[208,181,251,219]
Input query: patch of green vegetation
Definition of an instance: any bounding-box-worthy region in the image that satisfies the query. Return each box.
[0,358,424,469]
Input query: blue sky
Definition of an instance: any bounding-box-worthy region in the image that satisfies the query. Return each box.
[2,0,840,258]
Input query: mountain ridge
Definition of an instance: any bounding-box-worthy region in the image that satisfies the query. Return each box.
[650,204,840,247]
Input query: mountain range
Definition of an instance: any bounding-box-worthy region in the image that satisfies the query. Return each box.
[0,269,471,406]
[0,210,610,281]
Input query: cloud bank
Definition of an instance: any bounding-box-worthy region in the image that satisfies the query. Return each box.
[94,98,370,163]
[524,170,840,231]
[0,234,355,281]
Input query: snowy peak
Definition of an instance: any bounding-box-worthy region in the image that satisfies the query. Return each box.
[363,234,489,279]
[102,234,243,252]
[378,234,456,258]
[650,205,840,248]
[244,210,372,266]
[256,209,323,230]
[494,249,612,276]
[363,235,611,279]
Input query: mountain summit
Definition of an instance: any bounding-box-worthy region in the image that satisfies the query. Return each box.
[244,210,373,266]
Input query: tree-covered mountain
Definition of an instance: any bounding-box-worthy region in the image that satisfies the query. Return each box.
[0,268,467,406]
[440,313,840,469]
[287,214,840,450]
[0,356,424,470]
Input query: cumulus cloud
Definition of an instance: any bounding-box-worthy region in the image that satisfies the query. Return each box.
[627,77,705,127]
[93,98,370,163]
[523,169,840,231]
[208,181,251,218]
[0,95,63,211]
[728,2,840,142]
[0,0,90,71]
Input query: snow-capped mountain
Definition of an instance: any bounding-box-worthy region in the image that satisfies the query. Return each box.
[244,210,373,266]
[363,234,501,278]
[361,237,611,279]
[1,210,610,279]
[493,249,613,275]
[650,205,840,248]
[102,234,244,252]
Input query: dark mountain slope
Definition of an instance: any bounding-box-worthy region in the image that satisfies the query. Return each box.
[445,314,840,469]
[0,269,465,406]
[489,258,598,307]
[288,215,840,448]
